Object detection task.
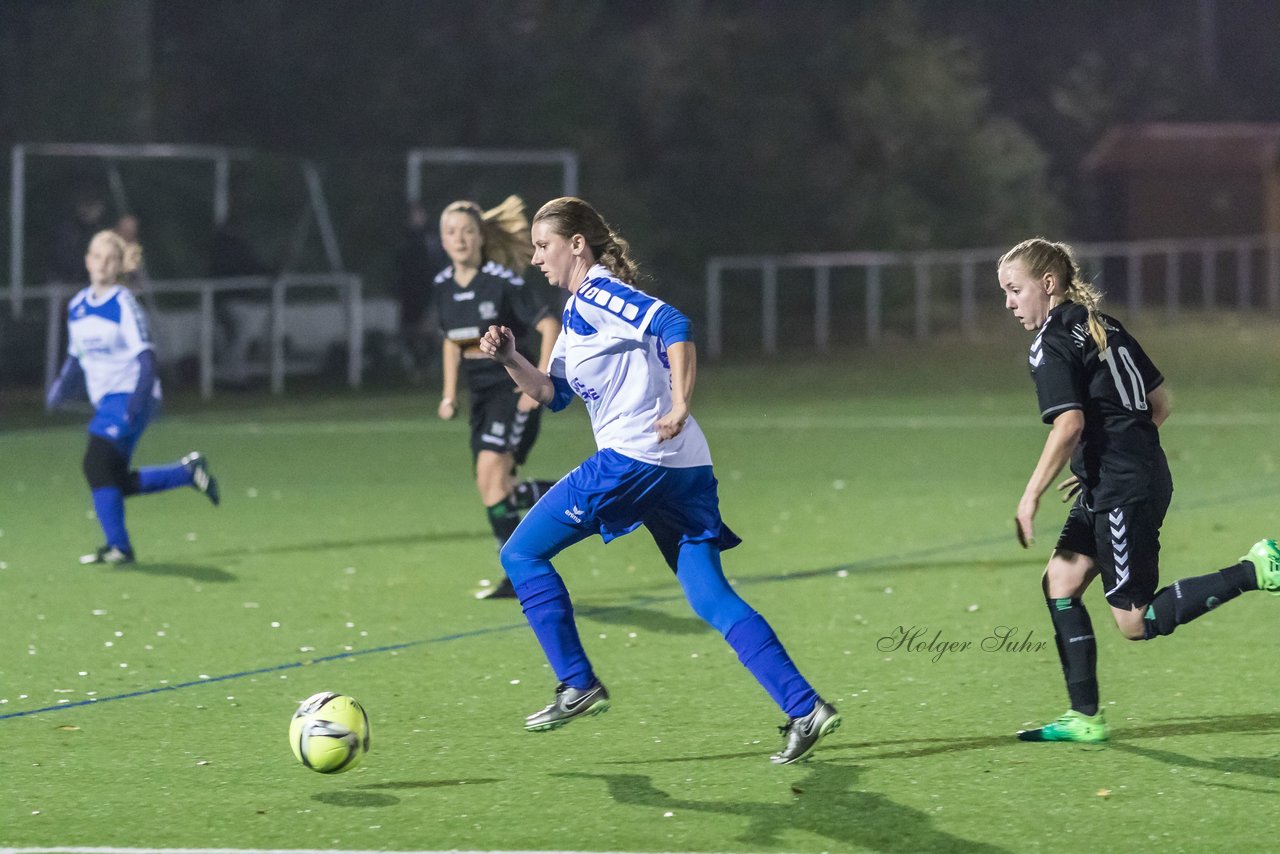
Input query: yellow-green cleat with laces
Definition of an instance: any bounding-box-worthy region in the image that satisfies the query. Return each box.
[1017,709,1109,743]
[1241,538,1280,595]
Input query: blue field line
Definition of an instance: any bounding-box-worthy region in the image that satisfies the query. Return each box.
[2,480,1273,723]
[0,531,981,723]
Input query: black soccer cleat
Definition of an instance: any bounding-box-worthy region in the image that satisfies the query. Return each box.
[182,452,220,506]
[524,681,610,732]
[475,576,517,600]
[79,545,136,566]
[770,699,841,764]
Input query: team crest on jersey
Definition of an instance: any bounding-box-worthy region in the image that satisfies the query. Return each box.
[73,304,87,318]
[479,301,497,320]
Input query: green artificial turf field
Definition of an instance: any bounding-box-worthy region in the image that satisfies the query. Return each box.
[1,315,1277,853]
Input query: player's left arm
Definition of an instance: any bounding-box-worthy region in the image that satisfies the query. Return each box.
[119,293,156,424]
[649,303,695,441]
[1148,384,1171,427]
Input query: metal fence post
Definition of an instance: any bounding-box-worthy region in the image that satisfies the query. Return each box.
[1127,249,1143,315]
[706,260,722,359]
[347,276,364,389]
[1164,249,1180,316]
[762,263,778,355]
[1202,246,1217,310]
[200,285,214,400]
[960,259,976,340]
[10,144,25,318]
[1268,234,1280,314]
[914,260,930,340]
[1236,241,1251,309]
[866,265,882,347]
[44,285,63,392]
[271,279,287,395]
[814,265,830,352]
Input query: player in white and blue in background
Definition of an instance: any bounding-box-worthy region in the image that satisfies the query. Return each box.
[478,197,840,764]
[47,229,220,565]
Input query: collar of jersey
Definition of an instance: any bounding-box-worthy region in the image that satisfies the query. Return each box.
[85,284,123,305]
[576,263,614,292]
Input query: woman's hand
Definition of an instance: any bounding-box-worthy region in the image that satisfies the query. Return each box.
[1015,492,1039,548]
[437,397,456,420]
[478,325,516,363]
[1056,475,1081,503]
[654,401,689,442]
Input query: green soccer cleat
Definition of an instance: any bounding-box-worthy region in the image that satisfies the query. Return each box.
[1017,709,1109,743]
[1241,538,1280,595]
[525,681,610,732]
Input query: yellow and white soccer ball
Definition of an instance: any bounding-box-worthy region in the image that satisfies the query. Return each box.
[288,691,371,774]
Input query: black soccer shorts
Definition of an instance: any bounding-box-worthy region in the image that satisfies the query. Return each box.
[1054,488,1172,611]
[468,382,543,466]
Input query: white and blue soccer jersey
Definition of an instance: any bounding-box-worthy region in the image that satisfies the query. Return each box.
[66,285,160,406]
[550,265,711,468]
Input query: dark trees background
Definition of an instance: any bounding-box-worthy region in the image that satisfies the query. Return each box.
[2,0,1277,293]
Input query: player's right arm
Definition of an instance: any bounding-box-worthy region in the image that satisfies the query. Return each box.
[479,325,554,406]
[46,355,86,411]
[1017,408,1084,547]
[438,338,461,419]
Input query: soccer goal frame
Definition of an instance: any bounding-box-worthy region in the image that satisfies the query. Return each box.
[404,147,580,207]
[7,142,253,318]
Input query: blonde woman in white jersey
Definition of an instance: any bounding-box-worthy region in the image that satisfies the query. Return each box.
[477,197,839,764]
[46,230,220,564]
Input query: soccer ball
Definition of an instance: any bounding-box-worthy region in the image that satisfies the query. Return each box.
[288,691,371,774]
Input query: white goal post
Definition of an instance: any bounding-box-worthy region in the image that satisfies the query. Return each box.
[405,147,579,206]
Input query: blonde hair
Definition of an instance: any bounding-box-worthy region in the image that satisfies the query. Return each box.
[1000,237,1108,352]
[441,195,532,272]
[532,196,640,284]
[89,229,142,276]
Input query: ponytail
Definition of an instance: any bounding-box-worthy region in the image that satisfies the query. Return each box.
[90,229,142,276]
[999,237,1108,352]
[442,195,532,272]
[533,196,641,284]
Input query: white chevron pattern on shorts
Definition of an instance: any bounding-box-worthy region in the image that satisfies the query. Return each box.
[1104,508,1130,597]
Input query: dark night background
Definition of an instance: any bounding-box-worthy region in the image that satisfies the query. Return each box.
[3,0,1278,296]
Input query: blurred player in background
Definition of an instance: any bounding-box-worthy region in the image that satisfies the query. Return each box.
[394,202,448,383]
[478,197,840,764]
[999,236,1279,744]
[46,229,221,565]
[435,196,560,599]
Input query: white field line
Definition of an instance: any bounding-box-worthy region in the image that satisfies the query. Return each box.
[116,410,1280,434]
[1,849,640,854]
[4,411,1273,440]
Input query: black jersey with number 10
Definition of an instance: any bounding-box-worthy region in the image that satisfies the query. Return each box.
[435,261,551,390]
[1029,302,1171,511]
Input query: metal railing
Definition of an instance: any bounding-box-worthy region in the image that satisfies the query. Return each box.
[10,273,365,399]
[705,234,1280,358]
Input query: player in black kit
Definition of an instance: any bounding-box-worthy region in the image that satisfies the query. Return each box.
[436,197,561,599]
[998,237,1279,743]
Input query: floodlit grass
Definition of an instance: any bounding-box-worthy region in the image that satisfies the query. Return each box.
[1,314,1277,852]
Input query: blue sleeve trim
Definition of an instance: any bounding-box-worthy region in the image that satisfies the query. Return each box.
[647,303,692,345]
[127,350,156,419]
[548,374,575,412]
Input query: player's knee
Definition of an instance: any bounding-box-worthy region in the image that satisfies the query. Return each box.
[499,538,550,587]
[1114,615,1147,641]
[82,436,128,490]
